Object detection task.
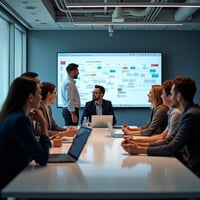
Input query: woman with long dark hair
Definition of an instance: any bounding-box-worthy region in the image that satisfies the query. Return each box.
[0,77,51,192]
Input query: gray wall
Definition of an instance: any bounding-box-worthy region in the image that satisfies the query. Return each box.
[27,30,200,127]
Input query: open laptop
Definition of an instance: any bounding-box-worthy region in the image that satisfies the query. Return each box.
[107,121,124,138]
[48,126,92,163]
[91,115,113,128]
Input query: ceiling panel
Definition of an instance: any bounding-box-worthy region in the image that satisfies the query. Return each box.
[1,0,200,31]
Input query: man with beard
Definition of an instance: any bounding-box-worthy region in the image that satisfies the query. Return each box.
[61,63,80,126]
[81,85,116,125]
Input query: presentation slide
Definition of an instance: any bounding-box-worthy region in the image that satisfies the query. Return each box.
[57,53,162,107]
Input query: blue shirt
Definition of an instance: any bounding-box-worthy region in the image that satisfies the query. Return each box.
[95,101,102,115]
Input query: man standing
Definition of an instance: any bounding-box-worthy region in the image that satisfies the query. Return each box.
[61,63,80,126]
[121,76,200,177]
[81,85,116,125]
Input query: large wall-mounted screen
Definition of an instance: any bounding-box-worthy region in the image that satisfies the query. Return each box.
[57,52,162,108]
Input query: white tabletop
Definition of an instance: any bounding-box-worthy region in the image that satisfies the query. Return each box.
[2,128,200,199]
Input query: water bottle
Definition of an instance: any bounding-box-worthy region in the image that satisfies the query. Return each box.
[82,116,88,127]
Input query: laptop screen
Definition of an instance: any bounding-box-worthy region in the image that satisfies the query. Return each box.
[68,126,92,160]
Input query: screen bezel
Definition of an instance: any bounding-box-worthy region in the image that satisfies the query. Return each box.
[57,52,162,108]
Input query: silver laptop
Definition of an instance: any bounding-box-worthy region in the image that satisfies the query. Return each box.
[48,126,92,163]
[107,121,124,138]
[91,115,113,128]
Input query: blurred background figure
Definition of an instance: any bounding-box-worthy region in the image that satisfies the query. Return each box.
[21,71,42,88]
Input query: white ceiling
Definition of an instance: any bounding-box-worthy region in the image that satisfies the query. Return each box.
[1,0,200,31]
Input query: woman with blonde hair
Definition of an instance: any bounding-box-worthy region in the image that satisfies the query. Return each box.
[127,80,181,144]
[122,84,169,136]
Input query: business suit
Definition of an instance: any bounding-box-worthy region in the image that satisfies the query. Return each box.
[147,103,200,175]
[81,99,117,125]
[36,102,66,137]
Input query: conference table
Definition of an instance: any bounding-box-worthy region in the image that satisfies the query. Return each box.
[2,128,200,199]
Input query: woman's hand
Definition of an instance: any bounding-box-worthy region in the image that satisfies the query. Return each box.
[121,137,139,155]
[51,135,62,147]
[59,127,78,137]
[29,109,45,123]
[122,125,132,135]
[29,109,48,137]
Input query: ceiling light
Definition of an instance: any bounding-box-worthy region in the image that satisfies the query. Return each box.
[66,3,200,8]
[74,22,183,26]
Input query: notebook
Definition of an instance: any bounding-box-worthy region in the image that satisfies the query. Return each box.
[91,115,113,128]
[107,120,124,138]
[48,126,92,163]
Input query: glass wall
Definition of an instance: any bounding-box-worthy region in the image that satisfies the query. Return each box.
[0,11,26,108]
[15,26,26,77]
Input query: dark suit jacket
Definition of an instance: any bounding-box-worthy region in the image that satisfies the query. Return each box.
[147,103,200,175]
[0,110,51,190]
[81,99,117,125]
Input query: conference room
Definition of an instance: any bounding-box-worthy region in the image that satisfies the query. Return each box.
[1,0,200,199]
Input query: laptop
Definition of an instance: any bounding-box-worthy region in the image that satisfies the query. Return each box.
[91,115,113,128]
[48,126,92,163]
[107,121,124,138]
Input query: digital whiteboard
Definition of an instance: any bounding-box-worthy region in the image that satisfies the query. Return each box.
[57,52,162,107]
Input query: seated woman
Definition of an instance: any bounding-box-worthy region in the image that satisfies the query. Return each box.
[35,82,78,138]
[122,84,169,136]
[0,77,51,191]
[130,80,181,145]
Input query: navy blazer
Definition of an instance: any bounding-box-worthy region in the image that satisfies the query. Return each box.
[148,103,200,175]
[81,99,117,125]
[0,110,51,190]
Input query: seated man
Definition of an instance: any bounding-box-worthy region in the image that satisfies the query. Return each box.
[81,85,117,125]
